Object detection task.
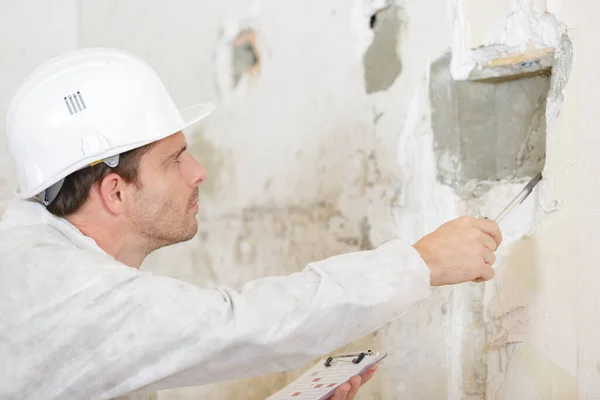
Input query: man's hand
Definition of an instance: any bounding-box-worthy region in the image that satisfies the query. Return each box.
[330,366,377,400]
[413,216,503,286]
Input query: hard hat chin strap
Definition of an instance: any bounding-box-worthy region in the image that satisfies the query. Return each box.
[40,154,120,206]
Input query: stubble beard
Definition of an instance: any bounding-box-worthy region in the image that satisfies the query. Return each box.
[133,189,199,253]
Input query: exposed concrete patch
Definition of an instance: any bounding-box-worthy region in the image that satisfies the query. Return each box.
[231,29,260,88]
[214,11,261,99]
[429,52,550,198]
[363,5,403,94]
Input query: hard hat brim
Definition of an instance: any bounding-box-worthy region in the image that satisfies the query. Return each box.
[15,102,216,200]
[178,103,216,137]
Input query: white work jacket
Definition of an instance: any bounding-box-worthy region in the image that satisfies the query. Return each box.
[0,196,431,399]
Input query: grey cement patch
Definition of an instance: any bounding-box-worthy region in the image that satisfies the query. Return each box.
[232,29,260,88]
[430,52,550,198]
[363,6,402,94]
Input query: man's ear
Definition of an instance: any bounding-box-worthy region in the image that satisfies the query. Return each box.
[96,173,128,215]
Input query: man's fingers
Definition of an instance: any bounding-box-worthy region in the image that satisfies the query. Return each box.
[474,218,503,247]
[475,265,495,282]
[345,376,362,400]
[482,249,496,265]
[479,232,498,252]
[359,366,377,385]
[331,383,351,400]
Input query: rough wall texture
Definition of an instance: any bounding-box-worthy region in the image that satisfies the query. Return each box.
[0,0,592,398]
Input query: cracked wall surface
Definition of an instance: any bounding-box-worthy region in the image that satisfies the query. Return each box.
[0,0,593,398]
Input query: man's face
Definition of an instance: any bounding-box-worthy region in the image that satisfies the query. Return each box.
[128,131,205,249]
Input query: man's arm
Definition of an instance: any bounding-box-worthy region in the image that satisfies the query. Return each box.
[64,239,430,398]
[27,216,500,399]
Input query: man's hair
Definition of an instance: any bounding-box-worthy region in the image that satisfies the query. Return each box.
[47,143,155,217]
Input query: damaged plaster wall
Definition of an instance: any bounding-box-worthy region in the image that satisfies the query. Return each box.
[0,0,593,399]
[445,0,582,398]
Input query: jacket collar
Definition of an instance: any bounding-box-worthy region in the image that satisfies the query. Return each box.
[1,195,110,257]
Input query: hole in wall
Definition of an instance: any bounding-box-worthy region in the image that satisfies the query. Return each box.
[214,23,261,98]
[363,5,402,94]
[369,14,377,29]
[429,52,551,198]
[231,29,260,88]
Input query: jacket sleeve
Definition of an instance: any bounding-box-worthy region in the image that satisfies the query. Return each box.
[64,238,431,398]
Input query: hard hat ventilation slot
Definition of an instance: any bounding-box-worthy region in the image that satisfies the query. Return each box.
[64,91,87,115]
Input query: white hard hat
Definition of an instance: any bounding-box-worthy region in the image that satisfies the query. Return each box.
[5,47,215,205]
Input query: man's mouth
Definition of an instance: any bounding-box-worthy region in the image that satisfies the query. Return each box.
[189,190,199,208]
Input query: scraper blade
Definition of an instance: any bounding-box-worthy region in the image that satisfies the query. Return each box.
[493,172,543,223]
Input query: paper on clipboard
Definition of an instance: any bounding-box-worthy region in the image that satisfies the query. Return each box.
[266,350,387,400]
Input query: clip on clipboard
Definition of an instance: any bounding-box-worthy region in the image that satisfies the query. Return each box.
[266,350,387,400]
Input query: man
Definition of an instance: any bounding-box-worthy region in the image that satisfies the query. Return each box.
[0,48,502,399]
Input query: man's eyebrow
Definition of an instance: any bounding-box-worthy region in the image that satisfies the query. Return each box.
[163,145,187,164]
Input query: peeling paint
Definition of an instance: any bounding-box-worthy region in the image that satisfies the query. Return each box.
[451,0,566,81]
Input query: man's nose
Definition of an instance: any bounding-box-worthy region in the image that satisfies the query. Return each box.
[182,152,206,187]
[194,163,207,186]
[190,157,206,188]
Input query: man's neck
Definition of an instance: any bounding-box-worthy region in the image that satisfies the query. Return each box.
[66,212,148,269]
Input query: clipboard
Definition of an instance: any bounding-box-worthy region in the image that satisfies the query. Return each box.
[266,350,387,400]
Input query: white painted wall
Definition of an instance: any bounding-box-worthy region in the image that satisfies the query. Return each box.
[0,0,79,211]
[0,0,595,398]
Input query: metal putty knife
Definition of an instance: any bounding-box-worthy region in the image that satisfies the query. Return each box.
[492,172,543,223]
